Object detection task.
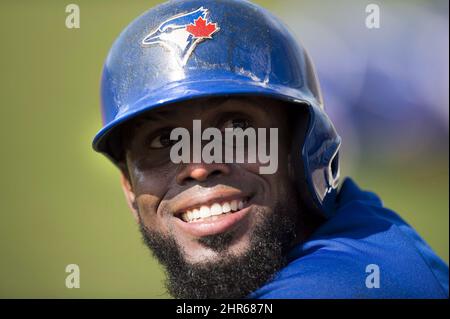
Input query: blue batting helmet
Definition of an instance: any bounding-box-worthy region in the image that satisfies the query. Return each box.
[92,0,341,218]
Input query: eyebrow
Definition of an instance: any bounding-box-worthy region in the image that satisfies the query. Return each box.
[122,96,271,144]
[136,97,238,123]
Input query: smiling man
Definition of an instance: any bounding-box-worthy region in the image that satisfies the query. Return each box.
[92,0,448,299]
[118,97,315,298]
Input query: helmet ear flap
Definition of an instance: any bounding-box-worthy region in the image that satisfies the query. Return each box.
[289,106,324,218]
[289,104,341,219]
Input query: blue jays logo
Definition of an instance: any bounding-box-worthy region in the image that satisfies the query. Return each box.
[142,7,219,66]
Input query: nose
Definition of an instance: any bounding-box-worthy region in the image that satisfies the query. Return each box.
[176,162,231,185]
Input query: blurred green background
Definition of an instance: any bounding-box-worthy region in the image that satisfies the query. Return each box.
[0,0,448,298]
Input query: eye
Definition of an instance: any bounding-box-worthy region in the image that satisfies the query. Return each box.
[149,129,177,149]
[222,118,251,131]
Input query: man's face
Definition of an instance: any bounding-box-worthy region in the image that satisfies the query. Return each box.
[120,97,308,297]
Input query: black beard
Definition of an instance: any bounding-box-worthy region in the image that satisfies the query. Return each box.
[139,203,299,299]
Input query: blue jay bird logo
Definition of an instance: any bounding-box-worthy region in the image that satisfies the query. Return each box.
[142,7,219,66]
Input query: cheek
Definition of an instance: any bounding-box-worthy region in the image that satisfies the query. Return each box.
[239,145,292,204]
[130,164,176,231]
[130,160,175,196]
[240,162,260,175]
[239,143,290,177]
[136,193,165,229]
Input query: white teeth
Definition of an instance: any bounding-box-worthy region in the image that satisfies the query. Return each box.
[193,208,200,219]
[222,202,231,213]
[230,200,238,211]
[199,206,210,218]
[180,198,248,222]
[211,203,222,215]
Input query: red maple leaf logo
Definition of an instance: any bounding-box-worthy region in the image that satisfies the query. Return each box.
[186,17,218,38]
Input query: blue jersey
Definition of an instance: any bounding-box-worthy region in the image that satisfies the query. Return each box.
[249,178,449,298]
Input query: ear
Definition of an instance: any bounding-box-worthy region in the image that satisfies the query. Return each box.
[120,172,140,224]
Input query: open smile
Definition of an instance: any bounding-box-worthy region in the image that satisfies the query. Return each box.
[173,194,253,237]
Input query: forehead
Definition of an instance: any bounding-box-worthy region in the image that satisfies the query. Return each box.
[133,96,284,125]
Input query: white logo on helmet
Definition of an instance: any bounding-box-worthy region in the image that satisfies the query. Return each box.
[142,7,219,66]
